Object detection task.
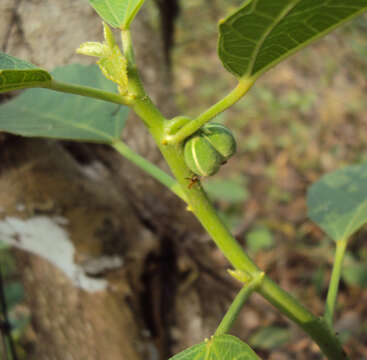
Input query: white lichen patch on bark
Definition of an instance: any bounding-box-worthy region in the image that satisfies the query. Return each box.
[0,216,109,292]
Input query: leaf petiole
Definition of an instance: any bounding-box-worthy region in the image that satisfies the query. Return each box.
[324,238,348,328]
[46,79,134,106]
[163,77,254,145]
[215,272,265,336]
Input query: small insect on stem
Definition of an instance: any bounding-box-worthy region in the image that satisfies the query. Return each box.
[186,175,201,189]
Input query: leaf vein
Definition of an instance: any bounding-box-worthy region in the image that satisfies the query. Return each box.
[247,0,302,76]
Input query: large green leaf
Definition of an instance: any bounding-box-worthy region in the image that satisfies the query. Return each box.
[0,52,51,92]
[0,64,129,143]
[307,163,367,242]
[218,0,367,79]
[169,334,261,360]
[88,0,145,28]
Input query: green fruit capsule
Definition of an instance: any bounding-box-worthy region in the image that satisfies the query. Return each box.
[201,123,236,161]
[183,123,236,177]
[184,135,223,177]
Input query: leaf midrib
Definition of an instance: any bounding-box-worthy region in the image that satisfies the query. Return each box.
[105,0,121,26]
[0,81,49,91]
[125,0,134,26]
[249,2,367,79]
[246,0,301,77]
[5,103,115,141]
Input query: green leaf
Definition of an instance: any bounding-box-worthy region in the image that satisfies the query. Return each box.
[249,326,291,350]
[218,0,367,79]
[307,162,367,242]
[88,0,145,28]
[0,52,51,92]
[169,334,261,360]
[0,64,129,143]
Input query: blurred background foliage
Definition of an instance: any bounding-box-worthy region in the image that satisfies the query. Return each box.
[1,1,367,359]
[170,1,367,357]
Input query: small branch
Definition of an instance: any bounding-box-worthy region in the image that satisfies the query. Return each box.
[121,29,136,67]
[114,24,348,360]
[46,79,134,106]
[165,116,192,135]
[125,69,349,360]
[121,29,146,98]
[324,238,348,328]
[258,277,347,359]
[163,77,254,145]
[215,272,265,336]
[112,140,187,203]
[120,29,166,133]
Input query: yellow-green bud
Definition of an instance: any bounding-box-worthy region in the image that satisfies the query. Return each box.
[103,22,116,49]
[76,42,108,57]
[75,22,128,94]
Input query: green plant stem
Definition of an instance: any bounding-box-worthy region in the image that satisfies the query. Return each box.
[112,140,187,202]
[149,122,347,359]
[324,238,348,328]
[46,79,134,105]
[121,29,164,133]
[121,30,136,66]
[166,116,192,135]
[163,77,254,144]
[121,29,146,100]
[142,137,347,358]
[118,28,348,360]
[178,180,346,359]
[215,272,265,336]
[133,97,348,360]
[259,278,347,358]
